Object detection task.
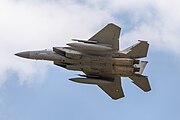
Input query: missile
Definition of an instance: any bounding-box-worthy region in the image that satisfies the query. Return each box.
[69,77,113,85]
[67,42,112,52]
[71,39,97,44]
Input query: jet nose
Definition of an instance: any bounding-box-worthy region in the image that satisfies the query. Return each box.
[15,51,30,58]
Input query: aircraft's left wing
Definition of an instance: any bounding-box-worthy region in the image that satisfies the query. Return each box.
[89,23,121,51]
[98,76,124,100]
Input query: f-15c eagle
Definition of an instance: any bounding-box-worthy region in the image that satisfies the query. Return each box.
[15,23,151,100]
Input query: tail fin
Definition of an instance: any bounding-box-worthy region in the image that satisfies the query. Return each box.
[122,40,149,58]
[129,75,151,92]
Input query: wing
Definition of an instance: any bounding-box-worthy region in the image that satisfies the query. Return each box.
[89,23,121,51]
[98,76,124,100]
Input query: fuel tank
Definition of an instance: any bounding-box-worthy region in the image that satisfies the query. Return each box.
[67,42,112,52]
[69,77,113,84]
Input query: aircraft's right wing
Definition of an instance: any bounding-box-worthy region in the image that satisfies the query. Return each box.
[98,76,124,100]
[89,23,121,51]
[77,72,124,100]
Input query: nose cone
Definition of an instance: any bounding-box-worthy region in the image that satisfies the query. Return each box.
[15,51,30,58]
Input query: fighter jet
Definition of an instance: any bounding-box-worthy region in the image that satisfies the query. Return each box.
[15,23,151,100]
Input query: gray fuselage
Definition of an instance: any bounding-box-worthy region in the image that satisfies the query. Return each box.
[16,47,140,77]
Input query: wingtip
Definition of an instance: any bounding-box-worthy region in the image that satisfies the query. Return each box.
[107,23,121,29]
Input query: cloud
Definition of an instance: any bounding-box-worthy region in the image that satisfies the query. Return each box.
[0,0,114,86]
[120,0,180,53]
[0,0,180,86]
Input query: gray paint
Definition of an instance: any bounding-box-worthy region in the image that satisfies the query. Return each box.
[15,23,151,100]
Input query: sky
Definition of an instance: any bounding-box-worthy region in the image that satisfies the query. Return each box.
[0,0,180,120]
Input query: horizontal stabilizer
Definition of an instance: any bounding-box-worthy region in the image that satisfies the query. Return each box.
[129,75,151,92]
[122,40,149,58]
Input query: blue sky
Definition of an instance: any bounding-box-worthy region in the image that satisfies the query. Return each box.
[0,0,180,120]
[2,49,180,120]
